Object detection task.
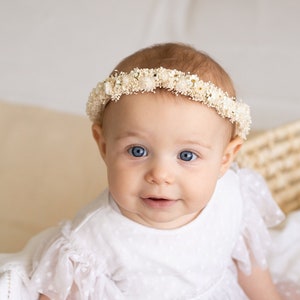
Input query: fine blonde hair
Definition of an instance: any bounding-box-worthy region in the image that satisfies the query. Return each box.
[113,43,236,99]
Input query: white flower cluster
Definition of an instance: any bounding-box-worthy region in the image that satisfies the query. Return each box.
[87,67,251,139]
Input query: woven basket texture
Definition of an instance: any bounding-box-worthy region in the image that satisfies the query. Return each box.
[236,120,300,214]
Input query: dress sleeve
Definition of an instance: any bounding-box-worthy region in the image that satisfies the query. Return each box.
[31,222,123,300]
[231,167,285,275]
[0,227,58,300]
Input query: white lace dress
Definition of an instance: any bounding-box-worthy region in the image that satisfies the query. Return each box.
[0,168,285,299]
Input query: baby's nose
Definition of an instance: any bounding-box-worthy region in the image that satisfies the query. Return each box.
[144,159,174,185]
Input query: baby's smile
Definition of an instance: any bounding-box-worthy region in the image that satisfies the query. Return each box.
[141,196,178,209]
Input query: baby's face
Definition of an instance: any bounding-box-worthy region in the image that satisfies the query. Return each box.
[95,92,240,229]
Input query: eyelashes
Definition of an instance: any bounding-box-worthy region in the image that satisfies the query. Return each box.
[128,146,198,161]
[128,145,148,157]
[178,151,198,161]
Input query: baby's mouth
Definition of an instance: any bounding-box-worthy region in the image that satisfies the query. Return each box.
[141,196,177,208]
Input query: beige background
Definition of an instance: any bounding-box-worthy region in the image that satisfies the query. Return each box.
[0,101,107,252]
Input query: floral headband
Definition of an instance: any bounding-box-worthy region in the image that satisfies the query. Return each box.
[86,67,251,139]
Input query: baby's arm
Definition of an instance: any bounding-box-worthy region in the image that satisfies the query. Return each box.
[237,263,281,300]
[39,294,50,300]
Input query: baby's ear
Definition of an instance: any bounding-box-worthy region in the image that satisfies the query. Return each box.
[220,136,243,176]
[92,123,107,160]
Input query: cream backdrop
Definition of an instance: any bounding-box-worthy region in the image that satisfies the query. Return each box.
[0,0,299,129]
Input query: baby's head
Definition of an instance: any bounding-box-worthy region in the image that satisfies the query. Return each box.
[87,43,251,229]
[87,43,250,140]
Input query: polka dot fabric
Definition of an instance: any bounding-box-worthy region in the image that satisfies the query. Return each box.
[28,169,285,299]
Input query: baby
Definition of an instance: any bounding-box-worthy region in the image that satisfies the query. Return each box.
[3,43,286,299]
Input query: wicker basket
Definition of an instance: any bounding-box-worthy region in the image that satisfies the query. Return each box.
[236,120,300,214]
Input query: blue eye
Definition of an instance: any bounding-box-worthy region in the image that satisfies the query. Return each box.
[128,146,148,157]
[179,151,197,161]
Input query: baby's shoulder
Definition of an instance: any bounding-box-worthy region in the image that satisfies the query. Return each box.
[33,190,114,262]
[71,189,111,231]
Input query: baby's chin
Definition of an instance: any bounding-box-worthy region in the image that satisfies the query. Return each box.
[118,205,201,230]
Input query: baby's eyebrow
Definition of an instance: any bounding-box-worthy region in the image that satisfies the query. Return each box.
[114,130,146,140]
[179,139,212,150]
[114,131,212,150]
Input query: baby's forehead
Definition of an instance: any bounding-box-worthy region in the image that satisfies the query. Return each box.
[102,92,233,148]
[103,91,231,128]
